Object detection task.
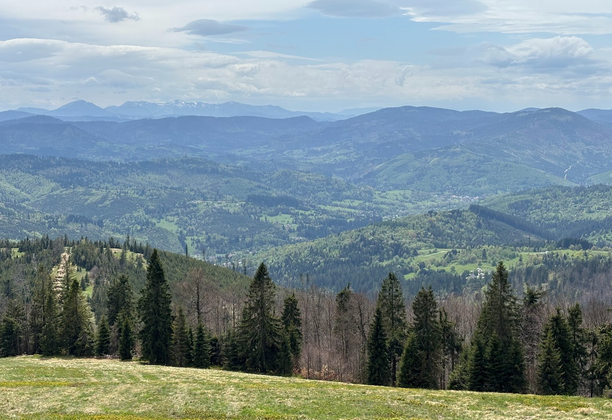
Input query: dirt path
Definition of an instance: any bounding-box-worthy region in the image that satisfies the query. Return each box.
[53,252,70,296]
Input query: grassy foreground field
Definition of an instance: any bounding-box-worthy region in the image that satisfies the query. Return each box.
[0,357,611,420]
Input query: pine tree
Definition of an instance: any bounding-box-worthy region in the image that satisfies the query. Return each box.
[172,307,191,367]
[538,329,564,395]
[223,329,246,371]
[107,274,133,326]
[278,334,293,376]
[139,249,173,365]
[61,279,94,356]
[466,262,525,393]
[467,335,488,392]
[398,332,419,388]
[237,263,285,374]
[594,326,612,395]
[543,308,579,395]
[376,272,408,386]
[366,307,390,386]
[568,303,587,391]
[402,287,441,389]
[193,323,211,368]
[281,293,303,370]
[95,316,111,356]
[0,300,25,357]
[29,266,53,354]
[40,290,60,356]
[119,315,133,361]
[448,347,470,390]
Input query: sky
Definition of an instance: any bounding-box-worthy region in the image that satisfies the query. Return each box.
[1,1,612,112]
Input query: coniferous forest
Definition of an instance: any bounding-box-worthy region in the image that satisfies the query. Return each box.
[2,235,612,397]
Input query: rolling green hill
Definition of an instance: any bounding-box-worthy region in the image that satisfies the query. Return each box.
[258,186,612,294]
[0,154,472,259]
[482,184,612,246]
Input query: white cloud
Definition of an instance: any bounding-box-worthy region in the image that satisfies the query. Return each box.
[1,37,611,112]
[479,36,595,69]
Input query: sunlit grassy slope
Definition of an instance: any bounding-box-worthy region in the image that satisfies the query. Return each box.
[1,357,611,419]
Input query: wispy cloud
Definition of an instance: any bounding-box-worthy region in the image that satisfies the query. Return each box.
[95,6,140,23]
[307,0,402,18]
[170,19,247,37]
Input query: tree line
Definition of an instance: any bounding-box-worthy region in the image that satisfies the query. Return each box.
[2,237,612,397]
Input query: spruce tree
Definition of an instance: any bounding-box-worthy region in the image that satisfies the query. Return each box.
[281,293,303,370]
[448,347,470,390]
[119,315,133,361]
[0,301,25,357]
[399,287,441,389]
[278,335,294,376]
[376,272,408,386]
[193,323,211,368]
[538,329,564,395]
[367,307,390,386]
[61,279,94,356]
[172,307,191,367]
[40,290,60,356]
[29,266,53,354]
[398,332,419,388]
[466,262,525,393]
[223,329,246,371]
[237,263,285,373]
[107,274,133,326]
[95,316,111,356]
[543,308,579,395]
[467,335,488,392]
[139,249,173,365]
[568,303,587,391]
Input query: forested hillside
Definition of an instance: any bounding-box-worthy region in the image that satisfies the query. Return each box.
[483,184,612,246]
[0,154,471,258]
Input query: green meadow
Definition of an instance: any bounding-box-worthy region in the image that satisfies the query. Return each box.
[0,356,611,420]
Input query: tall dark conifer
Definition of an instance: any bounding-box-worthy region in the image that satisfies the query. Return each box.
[538,329,564,395]
[40,289,60,356]
[61,279,94,356]
[139,249,173,365]
[193,323,211,368]
[95,316,111,356]
[237,263,285,373]
[376,272,407,386]
[398,287,441,389]
[119,314,133,361]
[107,274,133,326]
[542,308,579,395]
[466,262,525,393]
[172,307,191,367]
[366,307,390,386]
[29,266,53,354]
[281,293,303,370]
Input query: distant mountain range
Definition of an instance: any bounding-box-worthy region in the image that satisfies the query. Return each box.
[13,100,365,122]
[3,103,612,197]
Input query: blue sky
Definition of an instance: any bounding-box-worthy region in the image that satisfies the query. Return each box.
[1,0,612,112]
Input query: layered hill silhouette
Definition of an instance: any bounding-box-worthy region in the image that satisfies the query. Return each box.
[2,104,612,196]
